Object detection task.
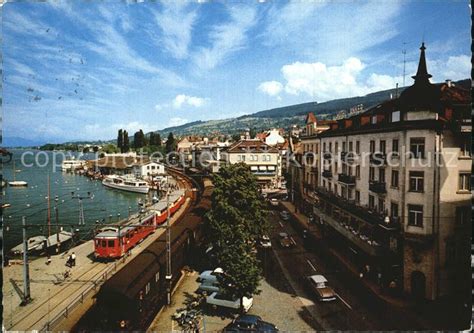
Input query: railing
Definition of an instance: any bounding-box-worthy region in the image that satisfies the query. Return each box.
[40,251,132,331]
[369,152,386,166]
[322,169,332,178]
[315,187,385,225]
[311,166,318,173]
[338,173,356,185]
[369,181,386,193]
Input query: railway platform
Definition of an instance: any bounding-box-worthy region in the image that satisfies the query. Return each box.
[3,180,192,331]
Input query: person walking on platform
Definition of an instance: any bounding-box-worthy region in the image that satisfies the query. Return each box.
[71,252,76,266]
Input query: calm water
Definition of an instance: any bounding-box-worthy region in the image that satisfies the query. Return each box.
[1,150,152,252]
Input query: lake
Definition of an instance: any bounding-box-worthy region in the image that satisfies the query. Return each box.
[1,150,154,252]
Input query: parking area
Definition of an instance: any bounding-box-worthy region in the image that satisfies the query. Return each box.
[148,263,315,332]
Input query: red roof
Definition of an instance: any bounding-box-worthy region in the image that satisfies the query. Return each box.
[306,112,317,124]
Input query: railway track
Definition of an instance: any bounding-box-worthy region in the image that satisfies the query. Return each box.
[4,168,198,331]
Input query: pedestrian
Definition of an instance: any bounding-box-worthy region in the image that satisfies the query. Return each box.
[66,255,72,267]
[377,272,382,285]
[71,252,76,266]
[46,255,52,265]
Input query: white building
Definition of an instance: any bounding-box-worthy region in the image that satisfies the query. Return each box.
[133,162,165,179]
[226,139,281,189]
[294,44,471,302]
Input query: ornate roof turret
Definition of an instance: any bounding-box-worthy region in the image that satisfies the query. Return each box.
[412,42,432,84]
[399,43,440,112]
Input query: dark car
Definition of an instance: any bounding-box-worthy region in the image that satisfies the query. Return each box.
[223,314,278,332]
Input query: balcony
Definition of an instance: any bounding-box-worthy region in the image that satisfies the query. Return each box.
[311,166,318,173]
[369,152,386,166]
[323,152,332,160]
[315,187,385,225]
[450,118,471,134]
[338,173,356,185]
[340,151,348,161]
[322,169,332,178]
[369,181,386,194]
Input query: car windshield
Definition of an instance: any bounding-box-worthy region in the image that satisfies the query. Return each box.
[214,293,235,301]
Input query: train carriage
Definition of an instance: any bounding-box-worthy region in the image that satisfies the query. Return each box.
[74,182,213,331]
[93,190,187,260]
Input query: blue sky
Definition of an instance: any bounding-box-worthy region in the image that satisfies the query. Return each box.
[1,0,471,143]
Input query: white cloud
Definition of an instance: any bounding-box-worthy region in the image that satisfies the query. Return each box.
[430,55,471,81]
[263,1,402,62]
[3,10,58,40]
[258,81,283,97]
[79,121,158,140]
[172,94,208,108]
[194,5,257,70]
[281,58,368,101]
[7,59,36,76]
[155,94,208,111]
[152,2,197,59]
[167,117,189,127]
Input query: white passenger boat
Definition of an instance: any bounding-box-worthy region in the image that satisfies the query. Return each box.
[61,158,85,171]
[8,160,28,186]
[102,175,150,194]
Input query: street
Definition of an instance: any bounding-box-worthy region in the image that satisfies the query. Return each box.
[266,207,422,330]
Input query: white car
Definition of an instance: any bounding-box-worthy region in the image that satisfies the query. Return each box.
[270,198,279,207]
[280,211,290,220]
[206,292,253,312]
[307,275,337,302]
[198,267,223,283]
[198,281,220,294]
[259,235,272,248]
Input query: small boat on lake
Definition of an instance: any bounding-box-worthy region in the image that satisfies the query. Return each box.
[61,157,85,171]
[9,160,28,187]
[102,175,149,194]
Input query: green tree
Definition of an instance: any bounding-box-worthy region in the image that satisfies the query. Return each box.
[231,133,241,142]
[155,133,162,146]
[123,131,130,152]
[103,143,119,154]
[117,129,123,153]
[149,132,155,147]
[165,132,176,153]
[204,163,267,310]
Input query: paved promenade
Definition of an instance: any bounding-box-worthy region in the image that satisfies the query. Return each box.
[3,184,190,331]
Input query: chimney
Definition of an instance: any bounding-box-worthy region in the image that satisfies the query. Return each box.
[445,79,452,87]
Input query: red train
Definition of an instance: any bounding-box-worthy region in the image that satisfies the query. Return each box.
[94,191,186,260]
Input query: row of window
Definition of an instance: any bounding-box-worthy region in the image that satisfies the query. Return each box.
[307,137,471,158]
[321,183,471,228]
[237,154,272,162]
[326,165,470,192]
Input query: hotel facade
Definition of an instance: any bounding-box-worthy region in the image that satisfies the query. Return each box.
[295,44,471,301]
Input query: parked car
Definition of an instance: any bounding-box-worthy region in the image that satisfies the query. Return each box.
[258,235,272,248]
[206,292,253,312]
[197,280,220,294]
[270,198,279,207]
[278,232,294,248]
[279,211,290,220]
[306,275,337,301]
[198,267,223,283]
[223,314,278,332]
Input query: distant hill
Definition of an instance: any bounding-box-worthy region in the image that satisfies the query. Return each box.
[154,86,406,137]
[1,136,45,148]
[154,79,470,137]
